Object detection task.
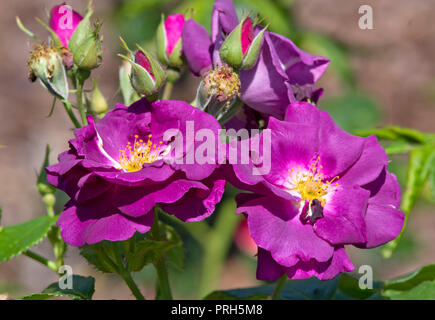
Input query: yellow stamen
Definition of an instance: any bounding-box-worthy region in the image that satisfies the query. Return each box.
[288,156,339,207]
[118,134,162,172]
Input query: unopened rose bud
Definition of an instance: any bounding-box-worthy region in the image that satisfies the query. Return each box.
[28,44,69,100]
[119,60,141,105]
[49,4,83,48]
[68,9,102,70]
[130,49,165,97]
[156,14,185,69]
[90,80,108,116]
[219,17,266,70]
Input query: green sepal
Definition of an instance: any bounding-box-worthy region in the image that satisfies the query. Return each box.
[35,17,63,48]
[241,26,266,70]
[119,61,141,105]
[156,14,169,65]
[219,19,244,69]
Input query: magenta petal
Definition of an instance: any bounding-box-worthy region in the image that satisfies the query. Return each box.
[283,247,354,280]
[58,205,154,246]
[241,18,254,55]
[239,195,334,267]
[358,172,404,248]
[285,102,365,178]
[49,4,83,47]
[339,135,388,187]
[135,50,155,79]
[165,14,185,55]
[314,186,370,245]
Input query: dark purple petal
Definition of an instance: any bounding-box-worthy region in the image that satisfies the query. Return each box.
[211,0,239,42]
[256,247,285,281]
[161,176,226,222]
[240,31,292,119]
[268,32,329,86]
[182,19,213,76]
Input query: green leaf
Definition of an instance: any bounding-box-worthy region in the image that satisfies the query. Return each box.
[319,90,381,132]
[338,274,380,299]
[380,264,435,300]
[206,275,383,300]
[0,216,58,262]
[125,238,177,272]
[355,126,427,144]
[81,229,181,274]
[429,156,435,204]
[383,145,435,257]
[204,291,268,300]
[80,241,120,274]
[19,275,95,300]
[384,281,435,300]
[384,141,413,156]
[383,264,435,291]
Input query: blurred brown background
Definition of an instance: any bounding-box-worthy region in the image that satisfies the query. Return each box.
[0,0,434,299]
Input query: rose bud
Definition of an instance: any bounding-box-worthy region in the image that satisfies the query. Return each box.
[27,44,69,100]
[128,49,165,98]
[68,8,102,71]
[49,3,83,48]
[219,17,266,70]
[119,60,141,105]
[90,80,108,117]
[156,14,185,69]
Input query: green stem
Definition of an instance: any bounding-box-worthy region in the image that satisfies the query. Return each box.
[151,208,173,300]
[62,101,81,128]
[76,82,88,126]
[197,200,242,299]
[121,271,146,300]
[162,82,174,100]
[154,258,173,300]
[271,274,287,300]
[23,250,58,273]
[112,243,146,300]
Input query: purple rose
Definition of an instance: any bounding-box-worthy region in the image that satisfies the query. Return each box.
[182,0,329,120]
[46,98,225,246]
[49,3,83,48]
[226,102,404,280]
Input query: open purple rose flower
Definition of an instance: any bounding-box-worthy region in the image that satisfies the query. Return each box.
[226,102,404,280]
[49,3,83,48]
[46,98,225,246]
[182,0,329,121]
